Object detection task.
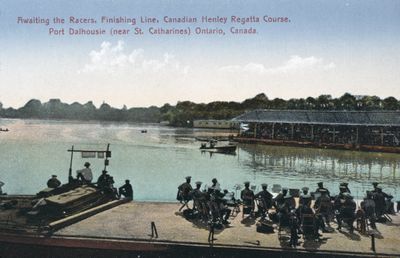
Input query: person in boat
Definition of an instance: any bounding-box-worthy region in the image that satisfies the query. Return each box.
[177,176,193,204]
[76,162,93,183]
[255,183,273,219]
[47,175,61,188]
[119,179,133,199]
[97,170,110,188]
[241,181,255,214]
[315,182,330,197]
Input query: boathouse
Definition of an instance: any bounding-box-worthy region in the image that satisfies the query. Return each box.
[193,119,239,129]
[233,110,400,152]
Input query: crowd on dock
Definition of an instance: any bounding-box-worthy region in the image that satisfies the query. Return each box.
[177,177,398,245]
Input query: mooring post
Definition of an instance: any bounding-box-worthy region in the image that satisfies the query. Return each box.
[151,221,158,238]
[208,223,215,243]
[370,233,376,252]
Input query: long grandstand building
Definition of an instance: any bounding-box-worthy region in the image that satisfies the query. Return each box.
[233,110,400,153]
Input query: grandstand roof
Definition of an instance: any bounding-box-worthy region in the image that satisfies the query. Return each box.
[233,110,400,126]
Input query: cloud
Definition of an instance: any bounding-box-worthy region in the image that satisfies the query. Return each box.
[219,55,335,74]
[80,41,189,75]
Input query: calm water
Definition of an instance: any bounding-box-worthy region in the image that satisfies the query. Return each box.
[0,119,399,201]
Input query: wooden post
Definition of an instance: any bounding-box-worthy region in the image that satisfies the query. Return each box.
[290,124,294,140]
[356,127,359,144]
[271,123,275,139]
[332,126,336,143]
[311,125,314,141]
[254,123,257,138]
[381,128,384,145]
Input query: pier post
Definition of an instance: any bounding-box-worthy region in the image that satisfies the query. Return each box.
[370,233,376,252]
[151,221,158,238]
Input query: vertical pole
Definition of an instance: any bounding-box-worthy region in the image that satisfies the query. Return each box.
[371,234,376,252]
[290,124,294,140]
[68,145,74,182]
[271,123,275,140]
[253,123,257,138]
[311,125,314,141]
[381,128,384,145]
[332,126,336,143]
[356,127,359,144]
[103,143,110,171]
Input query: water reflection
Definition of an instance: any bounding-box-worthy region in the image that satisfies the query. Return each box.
[237,144,399,199]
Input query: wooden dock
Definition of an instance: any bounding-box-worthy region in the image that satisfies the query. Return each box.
[1,201,399,257]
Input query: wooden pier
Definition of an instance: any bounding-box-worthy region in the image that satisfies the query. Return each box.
[1,201,398,257]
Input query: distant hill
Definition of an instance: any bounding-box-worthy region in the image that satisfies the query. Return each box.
[0,93,399,127]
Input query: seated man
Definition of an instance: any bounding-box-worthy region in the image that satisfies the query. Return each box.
[177,176,193,202]
[336,193,356,231]
[255,183,273,219]
[314,188,332,229]
[315,182,330,197]
[97,170,110,188]
[119,179,133,199]
[47,175,61,188]
[76,162,93,183]
[361,191,376,229]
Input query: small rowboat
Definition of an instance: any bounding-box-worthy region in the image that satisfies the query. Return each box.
[200,143,237,153]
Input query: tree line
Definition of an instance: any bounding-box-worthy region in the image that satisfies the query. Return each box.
[0,93,399,127]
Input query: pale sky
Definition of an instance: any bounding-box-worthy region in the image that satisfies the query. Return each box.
[0,0,399,108]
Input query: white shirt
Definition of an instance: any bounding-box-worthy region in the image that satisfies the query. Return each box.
[76,168,93,181]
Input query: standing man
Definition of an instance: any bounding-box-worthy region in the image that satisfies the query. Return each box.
[119,179,133,200]
[47,175,61,188]
[76,162,93,183]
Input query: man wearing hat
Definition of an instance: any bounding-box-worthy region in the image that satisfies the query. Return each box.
[241,181,255,217]
[97,170,110,188]
[47,175,61,188]
[371,182,379,193]
[177,176,193,211]
[119,179,133,200]
[314,188,332,230]
[360,191,376,229]
[76,162,93,183]
[274,187,289,209]
[299,187,312,207]
[315,182,330,197]
[336,192,356,231]
[340,182,351,194]
[255,183,273,219]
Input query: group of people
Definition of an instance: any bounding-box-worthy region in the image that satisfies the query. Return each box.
[177,177,397,243]
[177,177,236,225]
[46,162,133,200]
